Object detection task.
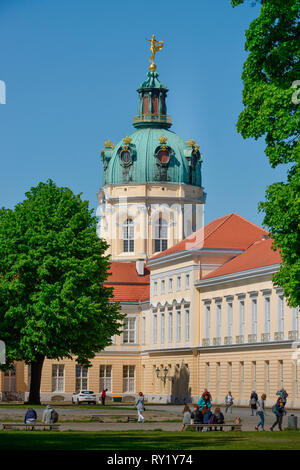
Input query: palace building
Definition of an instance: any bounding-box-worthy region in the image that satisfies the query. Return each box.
[1,39,299,408]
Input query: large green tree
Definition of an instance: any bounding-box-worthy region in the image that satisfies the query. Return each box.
[232,0,300,306]
[0,180,123,404]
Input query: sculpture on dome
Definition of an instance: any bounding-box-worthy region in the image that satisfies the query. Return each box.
[146,34,164,72]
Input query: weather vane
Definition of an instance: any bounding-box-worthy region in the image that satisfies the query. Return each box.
[146,34,164,72]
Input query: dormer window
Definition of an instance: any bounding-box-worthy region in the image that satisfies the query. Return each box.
[120,150,132,165]
[157,149,170,164]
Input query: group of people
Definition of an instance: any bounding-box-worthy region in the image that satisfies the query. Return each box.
[24,404,59,430]
[181,389,225,432]
[250,388,288,431]
[180,387,289,432]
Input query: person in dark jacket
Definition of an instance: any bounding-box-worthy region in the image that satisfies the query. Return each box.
[213,407,225,431]
[191,404,203,431]
[24,407,37,431]
[250,391,258,416]
[101,389,108,406]
[270,398,285,431]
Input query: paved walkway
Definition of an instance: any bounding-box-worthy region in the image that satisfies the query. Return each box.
[0,404,298,432]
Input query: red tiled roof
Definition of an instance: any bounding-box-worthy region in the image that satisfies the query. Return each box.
[150,213,268,260]
[202,238,281,279]
[104,262,150,303]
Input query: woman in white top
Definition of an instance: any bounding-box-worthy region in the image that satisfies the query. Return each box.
[225,391,234,413]
[255,393,266,431]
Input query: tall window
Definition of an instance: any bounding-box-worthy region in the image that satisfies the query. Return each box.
[142,316,146,345]
[160,312,165,343]
[176,308,181,342]
[76,365,88,392]
[239,299,245,336]
[100,365,112,392]
[153,281,158,296]
[168,311,173,342]
[227,301,233,337]
[168,277,173,293]
[123,218,134,253]
[123,365,135,393]
[292,307,299,333]
[52,364,64,392]
[153,314,158,344]
[176,275,181,291]
[154,218,168,252]
[205,304,211,339]
[123,317,136,344]
[278,294,284,334]
[184,307,190,342]
[161,279,165,294]
[185,273,190,289]
[264,297,271,334]
[251,298,258,336]
[216,303,222,338]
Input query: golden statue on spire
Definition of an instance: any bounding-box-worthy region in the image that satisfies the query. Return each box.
[146,34,164,72]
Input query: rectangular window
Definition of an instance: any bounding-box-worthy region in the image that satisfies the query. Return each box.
[251,298,257,336]
[161,279,165,294]
[176,308,181,342]
[227,302,233,337]
[168,277,173,293]
[205,304,211,339]
[153,281,158,296]
[153,314,158,344]
[52,364,64,392]
[239,300,245,336]
[185,273,190,289]
[184,308,190,342]
[264,297,271,334]
[76,365,88,392]
[100,365,112,392]
[278,295,284,333]
[292,307,299,333]
[176,275,181,291]
[216,303,222,338]
[168,311,173,342]
[123,365,135,393]
[123,317,136,344]
[142,316,146,345]
[161,312,165,343]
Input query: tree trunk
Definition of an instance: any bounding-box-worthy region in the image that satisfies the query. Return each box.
[28,355,45,404]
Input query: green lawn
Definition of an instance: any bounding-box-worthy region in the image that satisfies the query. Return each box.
[0,430,300,450]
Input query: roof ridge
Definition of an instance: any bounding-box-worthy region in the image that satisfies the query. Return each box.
[203,213,233,241]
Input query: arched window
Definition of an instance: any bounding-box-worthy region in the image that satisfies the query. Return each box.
[154,218,168,252]
[123,218,134,253]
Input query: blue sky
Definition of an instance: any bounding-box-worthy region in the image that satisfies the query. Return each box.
[0,0,288,227]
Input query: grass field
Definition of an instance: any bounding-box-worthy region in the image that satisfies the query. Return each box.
[0,430,300,450]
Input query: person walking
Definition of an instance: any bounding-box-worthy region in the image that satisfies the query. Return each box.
[225,391,234,413]
[101,388,108,406]
[24,407,37,431]
[250,391,258,416]
[270,397,285,431]
[255,393,266,431]
[181,405,192,431]
[135,392,145,423]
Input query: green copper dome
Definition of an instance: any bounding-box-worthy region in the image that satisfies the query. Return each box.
[101,71,203,187]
